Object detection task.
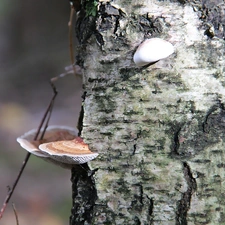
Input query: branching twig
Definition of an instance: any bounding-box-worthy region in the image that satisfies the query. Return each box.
[0,1,78,219]
[50,65,81,83]
[51,2,82,83]
[0,82,58,219]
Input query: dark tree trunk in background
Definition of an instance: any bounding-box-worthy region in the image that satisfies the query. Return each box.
[70,0,225,224]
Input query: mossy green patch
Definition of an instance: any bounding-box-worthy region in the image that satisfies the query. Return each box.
[85,0,98,17]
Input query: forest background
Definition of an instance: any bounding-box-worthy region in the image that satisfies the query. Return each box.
[0,1,81,224]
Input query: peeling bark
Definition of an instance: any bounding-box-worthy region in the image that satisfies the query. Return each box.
[70,0,225,224]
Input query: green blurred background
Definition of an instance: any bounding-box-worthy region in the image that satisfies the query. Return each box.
[0,1,82,224]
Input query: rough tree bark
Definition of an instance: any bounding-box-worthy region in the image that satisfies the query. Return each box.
[70,0,225,224]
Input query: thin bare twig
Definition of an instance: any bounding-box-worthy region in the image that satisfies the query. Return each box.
[0,153,31,220]
[12,203,19,225]
[51,3,82,83]
[68,3,76,77]
[0,82,58,219]
[50,65,82,83]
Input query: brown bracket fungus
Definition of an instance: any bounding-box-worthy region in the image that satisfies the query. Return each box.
[39,137,99,164]
[17,126,77,157]
[17,126,98,167]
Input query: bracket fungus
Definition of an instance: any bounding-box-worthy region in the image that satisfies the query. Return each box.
[39,137,99,164]
[17,126,98,167]
[133,38,174,66]
[17,126,77,157]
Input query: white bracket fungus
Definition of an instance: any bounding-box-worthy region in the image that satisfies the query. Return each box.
[133,38,174,67]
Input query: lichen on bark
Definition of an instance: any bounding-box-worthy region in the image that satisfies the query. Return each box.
[72,0,225,224]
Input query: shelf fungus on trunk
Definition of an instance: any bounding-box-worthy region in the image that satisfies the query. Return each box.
[17,126,98,168]
[39,137,99,164]
[133,38,175,66]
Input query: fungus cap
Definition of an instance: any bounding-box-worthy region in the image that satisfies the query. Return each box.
[133,38,174,66]
[39,137,99,164]
[16,126,79,168]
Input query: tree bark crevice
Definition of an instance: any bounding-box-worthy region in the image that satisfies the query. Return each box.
[175,162,197,225]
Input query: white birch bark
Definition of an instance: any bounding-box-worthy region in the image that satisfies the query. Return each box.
[71,0,225,224]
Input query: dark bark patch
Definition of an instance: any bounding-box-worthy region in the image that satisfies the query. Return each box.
[133,216,141,225]
[94,94,117,113]
[175,162,197,225]
[170,0,225,39]
[77,91,86,136]
[173,126,182,155]
[146,196,154,217]
[119,67,141,81]
[96,2,128,49]
[76,12,97,44]
[98,3,124,35]
[76,0,106,47]
[217,163,225,168]
[70,164,98,225]
[169,101,225,159]
[189,0,225,39]
[202,101,225,133]
[130,13,163,36]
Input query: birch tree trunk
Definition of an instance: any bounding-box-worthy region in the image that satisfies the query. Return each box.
[70,0,225,224]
